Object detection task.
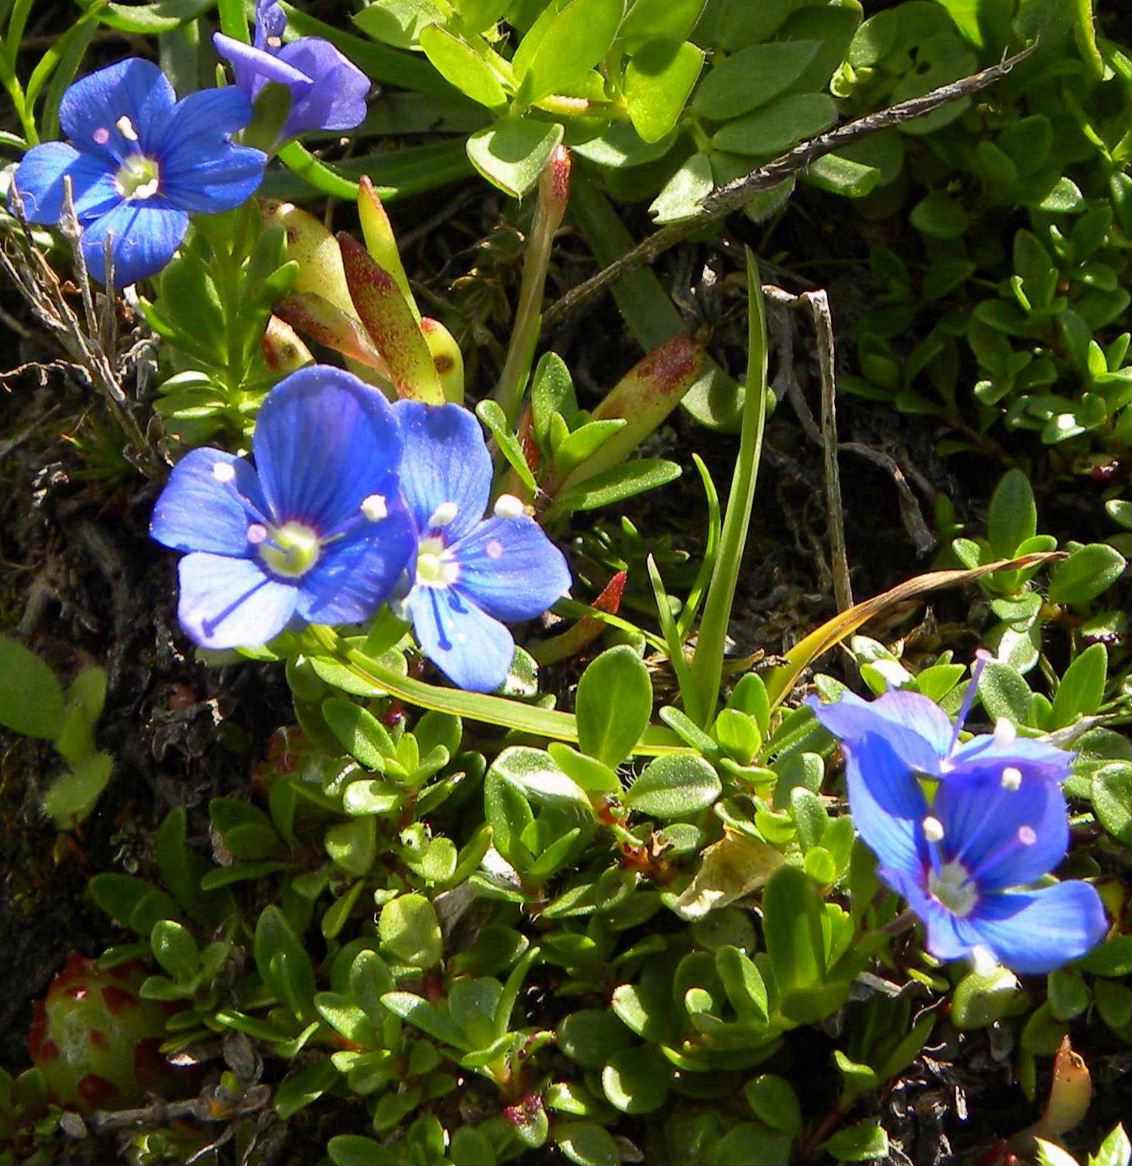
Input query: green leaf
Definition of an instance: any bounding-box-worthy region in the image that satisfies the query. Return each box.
[351,0,448,49]
[620,0,704,51]
[0,635,65,739]
[1089,1124,1132,1166]
[692,40,820,120]
[1092,763,1132,846]
[555,1121,621,1166]
[476,399,537,491]
[649,151,714,224]
[1048,545,1126,606]
[910,191,970,239]
[210,797,281,861]
[514,0,624,105]
[329,1136,400,1166]
[466,117,564,198]
[576,646,653,766]
[85,0,215,34]
[625,39,704,144]
[325,816,378,877]
[150,920,200,982]
[1051,643,1108,727]
[254,905,317,1023]
[624,753,721,819]
[42,752,113,828]
[988,470,1038,558]
[978,661,1032,726]
[743,1074,802,1135]
[378,893,443,969]
[558,1009,637,1069]
[711,92,837,156]
[274,1058,339,1119]
[762,865,824,994]
[381,991,468,1048]
[420,24,508,109]
[322,697,395,769]
[601,1045,671,1113]
[822,1118,888,1162]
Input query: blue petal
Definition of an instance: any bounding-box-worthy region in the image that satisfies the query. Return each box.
[808,690,950,775]
[936,770,1068,892]
[277,40,370,136]
[177,552,298,649]
[950,733,1073,784]
[60,58,176,162]
[160,142,267,214]
[449,515,570,622]
[967,882,1109,974]
[253,367,403,534]
[213,33,313,96]
[79,200,188,286]
[158,85,255,151]
[296,495,417,625]
[151,448,269,556]
[405,585,514,692]
[842,733,927,874]
[9,142,119,225]
[394,401,491,542]
[254,0,287,45]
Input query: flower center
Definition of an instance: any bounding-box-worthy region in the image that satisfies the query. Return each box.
[257,521,321,579]
[415,536,459,588]
[115,154,161,200]
[927,859,978,918]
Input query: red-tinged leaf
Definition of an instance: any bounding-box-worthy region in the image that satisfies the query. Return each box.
[275,292,394,381]
[338,232,444,403]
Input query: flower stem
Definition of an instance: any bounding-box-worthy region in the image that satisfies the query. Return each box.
[687,251,768,726]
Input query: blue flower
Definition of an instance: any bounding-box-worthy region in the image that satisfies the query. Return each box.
[213,0,370,142]
[393,402,571,693]
[809,688,1108,973]
[151,366,415,650]
[10,59,266,286]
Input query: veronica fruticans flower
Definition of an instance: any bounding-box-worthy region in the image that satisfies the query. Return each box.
[10,59,266,286]
[394,402,571,693]
[810,687,1107,973]
[151,367,415,650]
[213,0,370,143]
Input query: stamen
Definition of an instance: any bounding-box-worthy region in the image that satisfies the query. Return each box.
[115,115,139,142]
[361,494,388,522]
[994,717,1017,747]
[1017,825,1036,846]
[428,501,458,528]
[92,127,110,145]
[922,816,944,843]
[493,494,524,519]
[212,462,236,483]
[970,945,999,975]
[1001,766,1022,791]
[247,523,268,545]
[266,34,283,48]
[949,649,992,755]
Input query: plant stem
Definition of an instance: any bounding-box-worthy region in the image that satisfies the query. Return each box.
[494,145,571,430]
[688,252,768,725]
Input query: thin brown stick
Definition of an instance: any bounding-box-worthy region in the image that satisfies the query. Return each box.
[544,45,1036,330]
[804,290,853,613]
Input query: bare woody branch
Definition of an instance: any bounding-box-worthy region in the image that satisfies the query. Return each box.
[544,44,1036,330]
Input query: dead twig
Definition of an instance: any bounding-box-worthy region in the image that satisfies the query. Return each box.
[545,45,1036,329]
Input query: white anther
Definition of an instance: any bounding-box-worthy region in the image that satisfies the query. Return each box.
[922,816,945,843]
[493,493,524,519]
[1018,825,1037,846]
[1001,766,1022,791]
[212,461,236,483]
[92,127,110,145]
[361,493,388,522]
[266,34,283,48]
[247,523,268,544]
[115,115,139,141]
[993,717,1017,747]
[428,501,458,528]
